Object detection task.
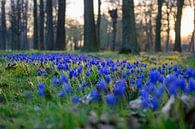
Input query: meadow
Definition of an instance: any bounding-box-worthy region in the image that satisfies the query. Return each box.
[0,52,195,129]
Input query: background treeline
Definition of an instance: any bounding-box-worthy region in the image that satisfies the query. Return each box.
[0,0,194,53]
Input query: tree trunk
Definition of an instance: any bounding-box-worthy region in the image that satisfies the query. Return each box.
[0,0,7,50]
[111,20,117,51]
[191,0,195,52]
[16,0,21,50]
[10,0,16,50]
[155,0,163,52]
[20,0,29,50]
[73,35,79,50]
[46,0,54,50]
[56,0,66,50]
[33,0,38,49]
[193,4,195,53]
[25,0,29,50]
[96,0,101,50]
[39,0,45,50]
[165,2,172,52]
[174,0,184,52]
[148,3,154,51]
[83,0,98,52]
[120,0,139,54]
[165,7,171,52]
[109,9,118,51]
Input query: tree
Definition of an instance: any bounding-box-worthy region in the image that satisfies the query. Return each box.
[20,0,29,50]
[96,0,101,50]
[10,0,17,50]
[155,0,163,52]
[15,0,22,50]
[109,9,118,51]
[33,0,38,49]
[174,0,184,52]
[141,1,155,51]
[165,3,171,52]
[0,0,7,50]
[193,0,195,52]
[56,0,66,50]
[164,0,176,52]
[9,0,29,50]
[39,0,45,50]
[66,19,83,50]
[120,0,139,54]
[190,0,195,52]
[83,0,98,52]
[46,0,54,50]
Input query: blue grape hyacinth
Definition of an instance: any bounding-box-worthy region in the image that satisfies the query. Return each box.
[105,94,117,106]
[38,82,45,96]
[97,79,107,90]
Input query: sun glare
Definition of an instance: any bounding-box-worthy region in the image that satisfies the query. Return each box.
[66,0,84,19]
[181,7,194,37]
[67,1,194,39]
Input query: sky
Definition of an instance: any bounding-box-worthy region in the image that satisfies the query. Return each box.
[66,0,107,19]
[67,0,194,37]
[66,0,141,19]
[181,7,194,37]
[66,0,84,19]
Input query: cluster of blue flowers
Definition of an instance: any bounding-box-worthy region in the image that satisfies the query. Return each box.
[3,53,195,110]
[38,82,45,97]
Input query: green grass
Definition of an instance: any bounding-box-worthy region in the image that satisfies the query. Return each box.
[0,51,194,129]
